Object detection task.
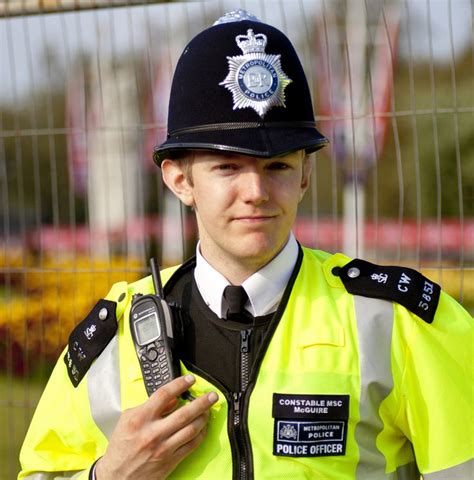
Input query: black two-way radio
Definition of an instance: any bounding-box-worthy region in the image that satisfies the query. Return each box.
[130,258,180,397]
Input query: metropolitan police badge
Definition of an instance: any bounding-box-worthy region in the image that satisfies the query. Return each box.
[220,28,292,118]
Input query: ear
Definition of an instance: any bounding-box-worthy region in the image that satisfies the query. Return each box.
[161,159,194,207]
[299,156,312,201]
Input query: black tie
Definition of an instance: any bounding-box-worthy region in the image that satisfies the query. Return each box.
[223,285,252,322]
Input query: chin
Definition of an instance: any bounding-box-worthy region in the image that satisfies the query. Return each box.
[232,239,281,264]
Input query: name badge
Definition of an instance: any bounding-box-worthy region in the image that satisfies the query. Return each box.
[272,393,349,458]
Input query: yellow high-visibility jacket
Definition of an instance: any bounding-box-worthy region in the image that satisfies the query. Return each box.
[19,249,474,479]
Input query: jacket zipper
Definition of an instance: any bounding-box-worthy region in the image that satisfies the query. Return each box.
[240,329,251,390]
[233,329,252,480]
[183,330,253,480]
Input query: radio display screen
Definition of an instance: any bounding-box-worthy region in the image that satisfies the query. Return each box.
[136,313,160,345]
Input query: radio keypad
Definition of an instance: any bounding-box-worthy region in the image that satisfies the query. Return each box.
[138,340,173,396]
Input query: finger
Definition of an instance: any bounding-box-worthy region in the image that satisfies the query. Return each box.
[146,375,196,416]
[151,411,209,462]
[161,397,179,416]
[171,426,208,464]
[154,391,218,441]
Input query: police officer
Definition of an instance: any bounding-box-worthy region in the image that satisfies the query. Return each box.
[19,10,473,480]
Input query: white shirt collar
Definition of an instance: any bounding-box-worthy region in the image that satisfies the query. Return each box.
[194,233,299,318]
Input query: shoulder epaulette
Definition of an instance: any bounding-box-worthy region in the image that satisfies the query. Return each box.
[64,299,118,387]
[336,258,441,324]
[63,281,129,387]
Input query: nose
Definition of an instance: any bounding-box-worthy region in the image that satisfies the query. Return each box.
[241,170,269,205]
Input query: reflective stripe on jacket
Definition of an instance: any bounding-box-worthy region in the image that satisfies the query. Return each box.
[19,249,474,479]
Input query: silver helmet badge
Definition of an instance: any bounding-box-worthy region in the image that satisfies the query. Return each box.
[220,29,292,118]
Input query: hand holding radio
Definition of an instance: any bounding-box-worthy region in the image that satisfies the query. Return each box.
[96,260,218,478]
[95,375,218,480]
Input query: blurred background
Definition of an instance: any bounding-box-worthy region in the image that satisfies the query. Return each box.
[0,0,472,476]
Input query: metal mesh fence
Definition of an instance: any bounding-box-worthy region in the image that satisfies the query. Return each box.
[1,0,473,477]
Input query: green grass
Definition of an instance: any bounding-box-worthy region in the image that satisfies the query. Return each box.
[0,375,46,480]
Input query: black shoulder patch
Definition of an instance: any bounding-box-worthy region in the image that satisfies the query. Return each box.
[64,299,118,387]
[337,259,441,323]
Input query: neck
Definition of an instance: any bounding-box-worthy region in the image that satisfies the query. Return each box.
[197,238,290,285]
[200,250,266,285]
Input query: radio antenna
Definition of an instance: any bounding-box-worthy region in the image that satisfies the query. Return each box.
[150,258,164,297]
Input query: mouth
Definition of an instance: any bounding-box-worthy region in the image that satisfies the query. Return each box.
[234,215,276,223]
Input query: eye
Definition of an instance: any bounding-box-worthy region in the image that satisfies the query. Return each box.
[217,163,240,171]
[266,161,291,171]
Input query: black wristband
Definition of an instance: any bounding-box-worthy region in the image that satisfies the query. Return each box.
[89,457,102,480]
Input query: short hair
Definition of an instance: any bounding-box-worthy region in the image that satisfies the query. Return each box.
[170,150,195,186]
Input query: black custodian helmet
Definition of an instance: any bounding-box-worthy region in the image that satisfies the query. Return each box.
[153,9,328,165]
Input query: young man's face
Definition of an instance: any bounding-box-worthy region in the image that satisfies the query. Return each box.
[162,150,311,277]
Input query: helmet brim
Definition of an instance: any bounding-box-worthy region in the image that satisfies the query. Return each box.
[153,124,328,165]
